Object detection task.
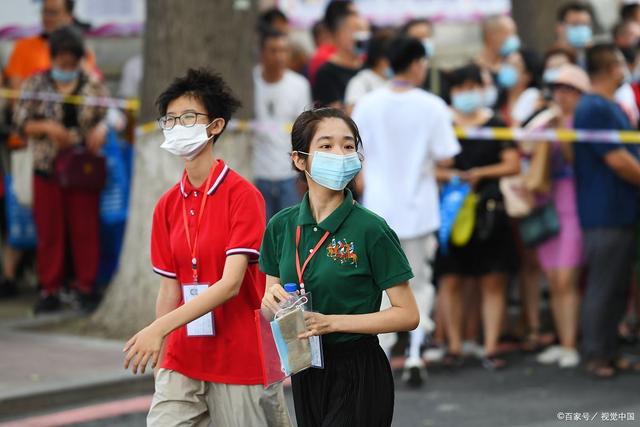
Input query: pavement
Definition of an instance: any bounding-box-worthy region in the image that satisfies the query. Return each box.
[1,291,639,427]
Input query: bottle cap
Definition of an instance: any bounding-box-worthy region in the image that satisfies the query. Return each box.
[283,283,299,293]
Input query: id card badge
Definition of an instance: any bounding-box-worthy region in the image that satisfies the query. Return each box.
[182,283,215,337]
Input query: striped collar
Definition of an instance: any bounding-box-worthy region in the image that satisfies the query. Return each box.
[179,160,230,198]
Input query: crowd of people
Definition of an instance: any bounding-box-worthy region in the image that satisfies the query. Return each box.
[251,0,640,385]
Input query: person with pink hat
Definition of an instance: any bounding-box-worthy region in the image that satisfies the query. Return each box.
[532,63,589,369]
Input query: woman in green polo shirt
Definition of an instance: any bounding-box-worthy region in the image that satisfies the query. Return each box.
[260,107,419,427]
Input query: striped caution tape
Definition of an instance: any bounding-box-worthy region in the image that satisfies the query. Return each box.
[0,88,140,111]
[3,89,638,143]
[135,119,640,145]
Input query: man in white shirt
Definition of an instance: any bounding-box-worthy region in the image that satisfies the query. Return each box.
[254,29,312,218]
[352,36,460,387]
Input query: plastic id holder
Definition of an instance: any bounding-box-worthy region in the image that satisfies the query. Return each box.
[299,292,324,369]
[254,292,324,386]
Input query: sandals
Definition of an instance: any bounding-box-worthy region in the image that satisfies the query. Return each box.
[481,353,507,371]
[442,352,464,369]
[585,359,616,379]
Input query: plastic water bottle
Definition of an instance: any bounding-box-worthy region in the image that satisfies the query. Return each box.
[280,283,300,309]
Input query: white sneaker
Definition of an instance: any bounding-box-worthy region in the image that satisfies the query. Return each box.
[558,348,580,368]
[536,345,564,364]
[423,346,446,362]
[462,341,484,359]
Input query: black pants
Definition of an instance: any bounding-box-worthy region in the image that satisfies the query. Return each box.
[291,336,394,427]
[581,227,635,361]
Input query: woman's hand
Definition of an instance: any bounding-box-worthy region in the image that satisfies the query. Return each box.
[261,282,290,315]
[123,322,165,375]
[299,311,336,338]
[461,168,483,187]
[86,123,108,154]
[46,121,73,149]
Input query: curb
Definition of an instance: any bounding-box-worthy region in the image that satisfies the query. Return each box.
[0,373,154,421]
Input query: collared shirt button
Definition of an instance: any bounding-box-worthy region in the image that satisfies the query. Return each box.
[309,248,314,253]
[189,209,195,216]
[313,227,318,232]
[194,191,199,197]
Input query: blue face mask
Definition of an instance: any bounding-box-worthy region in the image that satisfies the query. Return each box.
[499,35,520,57]
[51,67,79,83]
[299,151,362,191]
[452,90,483,114]
[497,64,519,88]
[422,38,435,58]
[566,25,592,49]
[353,31,370,57]
[384,67,394,79]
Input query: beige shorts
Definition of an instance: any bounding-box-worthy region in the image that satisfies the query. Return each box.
[147,369,292,427]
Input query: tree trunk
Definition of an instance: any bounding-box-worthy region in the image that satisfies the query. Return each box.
[93,0,257,337]
[511,0,573,54]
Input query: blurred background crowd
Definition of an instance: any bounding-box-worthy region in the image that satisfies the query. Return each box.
[0,0,640,389]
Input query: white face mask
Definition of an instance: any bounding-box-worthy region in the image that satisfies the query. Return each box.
[161,122,214,161]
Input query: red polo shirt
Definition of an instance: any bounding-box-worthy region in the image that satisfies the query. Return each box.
[150,159,266,384]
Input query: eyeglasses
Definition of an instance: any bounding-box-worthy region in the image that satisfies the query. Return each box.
[157,112,209,130]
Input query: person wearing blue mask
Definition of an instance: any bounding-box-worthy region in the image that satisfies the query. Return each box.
[12,25,108,314]
[554,2,594,65]
[476,15,520,75]
[260,107,419,426]
[496,49,544,126]
[436,63,520,372]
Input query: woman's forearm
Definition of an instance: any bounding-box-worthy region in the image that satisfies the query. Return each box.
[331,306,419,335]
[23,120,50,137]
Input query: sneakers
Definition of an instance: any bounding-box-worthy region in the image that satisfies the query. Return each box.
[33,294,61,314]
[403,357,426,388]
[537,346,580,368]
[77,292,101,314]
[462,341,484,359]
[558,349,580,368]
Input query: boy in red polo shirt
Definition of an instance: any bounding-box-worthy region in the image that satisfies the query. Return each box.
[123,69,291,426]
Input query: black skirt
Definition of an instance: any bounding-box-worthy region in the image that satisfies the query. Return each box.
[291,335,394,427]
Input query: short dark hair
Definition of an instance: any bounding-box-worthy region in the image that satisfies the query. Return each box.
[323,0,355,33]
[586,43,621,76]
[364,31,392,69]
[447,63,483,89]
[64,0,75,13]
[291,108,362,176]
[259,27,287,51]
[257,7,288,33]
[400,18,432,36]
[557,1,593,23]
[621,3,640,21]
[49,26,84,60]
[156,68,241,142]
[386,36,426,74]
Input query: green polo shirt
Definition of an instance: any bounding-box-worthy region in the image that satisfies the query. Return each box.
[259,189,414,344]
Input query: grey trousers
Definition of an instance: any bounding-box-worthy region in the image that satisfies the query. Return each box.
[581,227,635,361]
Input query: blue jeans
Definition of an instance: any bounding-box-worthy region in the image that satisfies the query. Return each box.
[255,178,301,219]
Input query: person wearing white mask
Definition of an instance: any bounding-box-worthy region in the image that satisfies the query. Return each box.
[122,68,292,427]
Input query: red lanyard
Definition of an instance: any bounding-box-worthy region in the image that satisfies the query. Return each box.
[295,225,330,294]
[181,169,215,282]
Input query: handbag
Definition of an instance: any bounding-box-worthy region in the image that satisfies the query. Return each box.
[54,146,106,191]
[518,203,560,247]
[10,143,34,207]
[500,175,534,218]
